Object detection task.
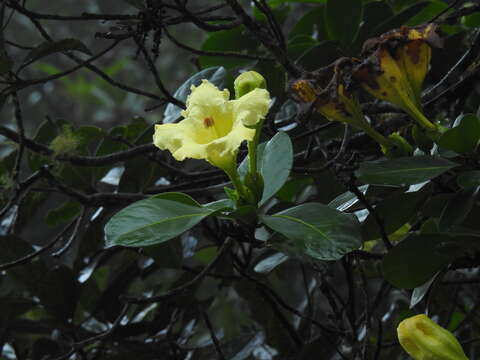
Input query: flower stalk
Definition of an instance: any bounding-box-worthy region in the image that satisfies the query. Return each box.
[234,71,269,203]
[233,71,268,177]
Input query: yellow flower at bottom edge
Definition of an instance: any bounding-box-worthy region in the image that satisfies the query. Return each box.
[153,80,271,170]
[397,314,468,360]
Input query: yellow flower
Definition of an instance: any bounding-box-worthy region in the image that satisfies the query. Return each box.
[291,59,365,126]
[291,58,390,148]
[353,24,441,131]
[153,80,270,171]
[397,314,468,360]
[353,46,434,129]
[396,24,441,107]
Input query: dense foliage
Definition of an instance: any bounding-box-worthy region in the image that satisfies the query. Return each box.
[1,0,480,359]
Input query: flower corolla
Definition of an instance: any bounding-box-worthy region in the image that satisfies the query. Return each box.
[153,80,270,170]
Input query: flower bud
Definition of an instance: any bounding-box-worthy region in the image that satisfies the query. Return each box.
[397,314,468,360]
[234,71,267,99]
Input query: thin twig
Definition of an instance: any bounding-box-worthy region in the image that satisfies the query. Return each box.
[52,206,88,257]
[164,27,274,61]
[348,178,393,250]
[0,219,76,271]
[134,36,185,109]
[11,93,24,185]
[374,320,383,360]
[201,310,226,360]
[50,304,131,360]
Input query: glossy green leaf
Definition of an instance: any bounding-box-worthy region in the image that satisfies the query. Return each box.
[104,194,215,247]
[204,198,235,212]
[463,12,480,28]
[261,203,362,260]
[356,156,456,186]
[370,2,430,37]
[422,193,453,219]
[0,236,48,293]
[362,191,428,241]
[45,200,82,227]
[259,132,293,205]
[406,1,448,26]
[353,1,393,52]
[382,234,455,289]
[276,176,314,203]
[193,247,217,265]
[410,273,439,308]
[296,40,343,71]
[27,119,57,171]
[457,171,480,189]
[289,6,328,41]
[438,187,480,232]
[163,66,226,123]
[326,0,363,47]
[328,185,368,211]
[93,126,129,181]
[453,235,480,253]
[391,0,423,12]
[143,241,183,269]
[254,60,286,99]
[36,266,79,321]
[118,157,154,192]
[0,54,12,75]
[253,2,290,24]
[447,312,467,332]
[287,35,318,60]
[254,252,289,273]
[23,39,92,67]
[275,99,299,126]
[152,192,202,206]
[199,27,257,70]
[437,114,480,154]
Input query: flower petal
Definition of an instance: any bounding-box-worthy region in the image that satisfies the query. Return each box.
[154,80,258,169]
[153,122,208,162]
[232,88,271,127]
[396,40,431,105]
[206,122,255,169]
[183,80,230,121]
